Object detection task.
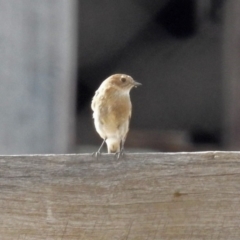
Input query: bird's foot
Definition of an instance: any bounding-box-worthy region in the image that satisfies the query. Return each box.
[115,149,125,160]
[92,151,101,160]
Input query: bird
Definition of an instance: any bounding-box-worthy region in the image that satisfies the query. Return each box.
[91,73,141,158]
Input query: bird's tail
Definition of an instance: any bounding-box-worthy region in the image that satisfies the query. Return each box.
[106,138,120,153]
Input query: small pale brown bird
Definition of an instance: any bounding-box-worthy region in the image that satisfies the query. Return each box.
[91,74,141,158]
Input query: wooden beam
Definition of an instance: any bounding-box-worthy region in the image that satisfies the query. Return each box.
[1,152,240,239]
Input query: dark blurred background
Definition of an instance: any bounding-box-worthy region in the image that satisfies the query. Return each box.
[1,0,240,154]
[77,0,226,152]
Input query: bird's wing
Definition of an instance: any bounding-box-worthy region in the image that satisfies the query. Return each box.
[91,90,99,111]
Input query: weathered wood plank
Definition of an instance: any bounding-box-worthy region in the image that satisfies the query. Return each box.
[0,152,240,239]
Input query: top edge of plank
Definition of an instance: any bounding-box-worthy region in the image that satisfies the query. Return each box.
[0,151,240,157]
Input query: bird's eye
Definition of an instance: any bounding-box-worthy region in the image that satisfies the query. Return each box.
[121,77,126,83]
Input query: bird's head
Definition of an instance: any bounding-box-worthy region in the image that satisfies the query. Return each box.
[107,74,142,92]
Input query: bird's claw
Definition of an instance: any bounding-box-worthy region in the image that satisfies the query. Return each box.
[115,149,125,160]
[92,151,101,160]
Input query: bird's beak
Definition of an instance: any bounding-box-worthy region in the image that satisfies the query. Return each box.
[133,81,142,88]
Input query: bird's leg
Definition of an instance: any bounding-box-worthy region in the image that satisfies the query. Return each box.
[92,139,106,159]
[115,139,125,160]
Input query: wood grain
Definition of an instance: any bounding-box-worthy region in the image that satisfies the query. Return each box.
[0,152,240,239]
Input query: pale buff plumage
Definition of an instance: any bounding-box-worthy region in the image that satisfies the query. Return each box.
[91,74,141,155]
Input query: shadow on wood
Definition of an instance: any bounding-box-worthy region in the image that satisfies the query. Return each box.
[0,152,240,239]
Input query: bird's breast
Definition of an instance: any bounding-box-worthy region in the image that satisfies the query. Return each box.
[108,93,131,119]
[96,91,131,127]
